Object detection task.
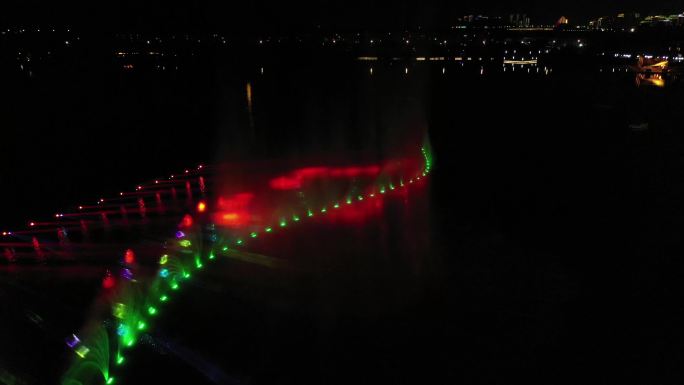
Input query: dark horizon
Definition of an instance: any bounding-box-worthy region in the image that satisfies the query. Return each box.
[1,0,683,32]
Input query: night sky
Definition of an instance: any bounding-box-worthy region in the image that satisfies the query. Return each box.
[1,0,683,31]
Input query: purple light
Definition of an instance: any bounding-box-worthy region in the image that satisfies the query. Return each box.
[66,334,80,348]
[121,268,133,280]
[175,231,185,239]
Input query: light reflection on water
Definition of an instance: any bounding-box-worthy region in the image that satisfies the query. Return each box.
[635,73,666,88]
[351,60,682,89]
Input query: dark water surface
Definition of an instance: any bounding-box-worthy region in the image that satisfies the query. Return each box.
[2,57,684,383]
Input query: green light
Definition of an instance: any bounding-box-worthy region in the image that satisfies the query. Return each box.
[265,227,273,232]
[307,209,314,217]
[116,355,124,365]
[183,271,191,279]
[209,252,216,260]
[179,240,192,247]
[171,282,179,290]
[320,207,327,213]
[137,321,146,330]
[279,219,287,227]
[389,183,395,190]
[357,195,364,201]
[160,295,168,302]
[113,303,126,319]
[400,180,404,187]
[292,215,300,222]
[380,186,386,194]
[126,339,135,347]
[148,306,157,315]
[75,345,89,358]
[333,203,340,209]
[222,246,228,251]
[250,232,258,238]
[159,254,168,264]
[236,239,243,245]
[107,377,115,384]
[196,260,203,269]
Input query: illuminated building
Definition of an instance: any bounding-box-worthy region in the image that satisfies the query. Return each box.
[556,16,569,27]
[589,12,641,31]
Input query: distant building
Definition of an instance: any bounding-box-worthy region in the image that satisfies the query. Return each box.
[616,12,641,30]
[456,15,506,28]
[589,12,641,31]
[639,13,684,28]
[508,14,531,27]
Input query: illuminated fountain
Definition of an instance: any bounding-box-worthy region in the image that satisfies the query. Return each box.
[56,139,433,384]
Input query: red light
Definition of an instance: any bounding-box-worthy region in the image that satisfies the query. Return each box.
[217,193,254,209]
[214,211,249,227]
[332,199,384,222]
[197,201,207,213]
[269,165,381,190]
[138,197,146,218]
[102,272,116,289]
[214,193,253,227]
[181,214,193,228]
[329,165,381,178]
[124,249,135,264]
[269,176,301,190]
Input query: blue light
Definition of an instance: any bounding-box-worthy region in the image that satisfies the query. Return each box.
[117,324,129,336]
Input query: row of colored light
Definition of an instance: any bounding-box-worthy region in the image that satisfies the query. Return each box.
[58,165,212,384]
[74,144,433,384]
[222,149,432,250]
[1,164,206,237]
